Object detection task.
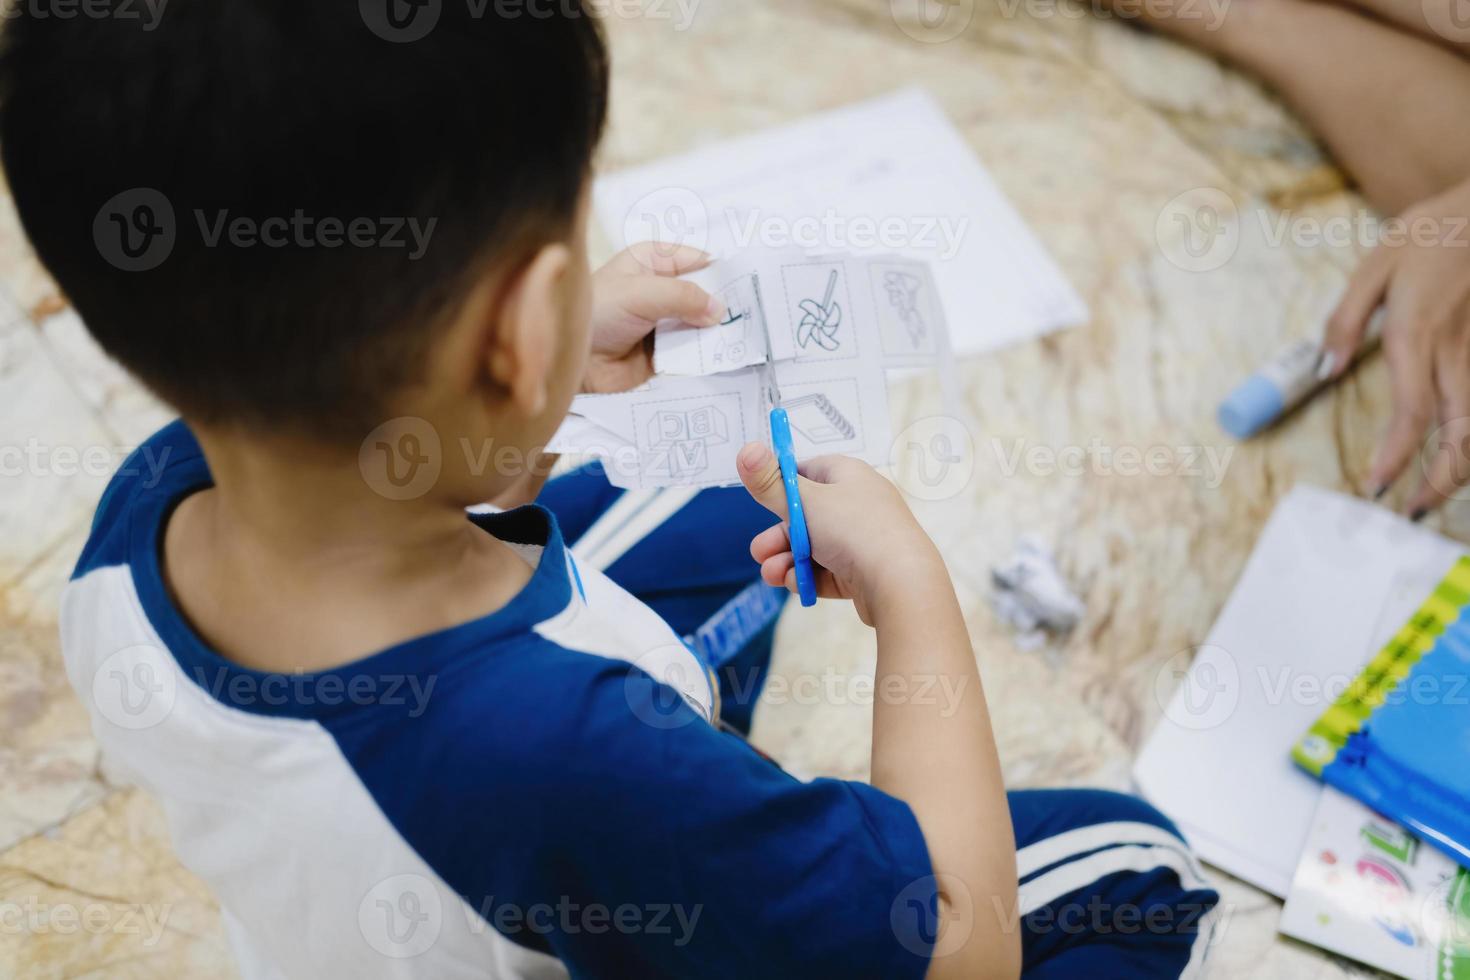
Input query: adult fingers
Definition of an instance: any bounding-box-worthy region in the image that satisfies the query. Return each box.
[1321,248,1392,379]
[1407,334,1470,518]
[1369,316,1438,496]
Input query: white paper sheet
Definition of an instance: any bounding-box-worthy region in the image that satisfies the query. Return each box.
[1132,486,1465,897]
[552,250,899,490]
[596,86,1088,358]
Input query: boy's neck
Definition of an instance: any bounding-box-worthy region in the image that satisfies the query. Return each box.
[199,431,472,573]
[162,426,534,674]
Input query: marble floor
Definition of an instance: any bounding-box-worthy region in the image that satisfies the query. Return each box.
[0,0,1447,976]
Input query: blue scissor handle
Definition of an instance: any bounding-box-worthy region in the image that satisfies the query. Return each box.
[769,407,817,607]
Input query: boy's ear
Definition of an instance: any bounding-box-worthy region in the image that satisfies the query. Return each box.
[487,241,573,418]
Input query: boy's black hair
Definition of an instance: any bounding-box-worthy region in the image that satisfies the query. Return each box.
[0,1,608,439]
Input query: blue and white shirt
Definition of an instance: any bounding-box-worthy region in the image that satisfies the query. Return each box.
[60,422,937,979]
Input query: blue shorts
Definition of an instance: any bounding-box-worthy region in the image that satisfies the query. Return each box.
[540,464,1221,979]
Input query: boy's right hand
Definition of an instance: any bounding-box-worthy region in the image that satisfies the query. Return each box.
[736,443,948,626]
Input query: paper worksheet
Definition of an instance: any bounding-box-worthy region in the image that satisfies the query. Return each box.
[596,86,1088,358]
[655,249,948,376]
[1132,486,1466,898]
[549,248,907,490]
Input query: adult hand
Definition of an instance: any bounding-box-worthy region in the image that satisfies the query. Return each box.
[1322,176,1470,518]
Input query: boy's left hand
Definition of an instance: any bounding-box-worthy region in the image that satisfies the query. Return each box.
[583,243,726,394]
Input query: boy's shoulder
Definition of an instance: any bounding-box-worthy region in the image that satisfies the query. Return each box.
[73,419,205,582]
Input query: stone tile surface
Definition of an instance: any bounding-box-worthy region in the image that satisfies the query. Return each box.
[0,2,1438,976]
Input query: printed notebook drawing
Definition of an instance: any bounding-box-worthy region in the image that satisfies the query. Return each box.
[783,394,854,444]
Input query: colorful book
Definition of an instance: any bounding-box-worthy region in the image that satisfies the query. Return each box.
[1292,557,1470,868]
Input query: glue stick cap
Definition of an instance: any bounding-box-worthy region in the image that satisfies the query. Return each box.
[1218,374,1285,440]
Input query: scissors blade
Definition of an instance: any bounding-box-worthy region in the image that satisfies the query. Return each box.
[757,315,781,408]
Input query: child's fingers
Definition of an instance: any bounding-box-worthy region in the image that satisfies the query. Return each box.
[610,242,713,277]
[761,552,794,588]
[795,454,865,485]
[619,275,725,327]
[750,523,791,563]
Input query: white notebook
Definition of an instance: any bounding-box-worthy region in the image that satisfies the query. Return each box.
[1133,486,1464,897]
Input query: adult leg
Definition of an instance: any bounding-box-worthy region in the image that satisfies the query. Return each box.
[1333,0,1470,58]
[1113,0,1470,213]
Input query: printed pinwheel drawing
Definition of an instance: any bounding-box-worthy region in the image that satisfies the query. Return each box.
[796,270,843,352]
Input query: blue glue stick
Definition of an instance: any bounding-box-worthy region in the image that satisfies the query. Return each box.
[1218,312,1384,439]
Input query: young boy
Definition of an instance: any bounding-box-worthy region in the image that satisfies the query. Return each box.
[1,3,1218,977]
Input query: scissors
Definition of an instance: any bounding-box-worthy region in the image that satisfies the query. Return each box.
[757,317,818,607]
